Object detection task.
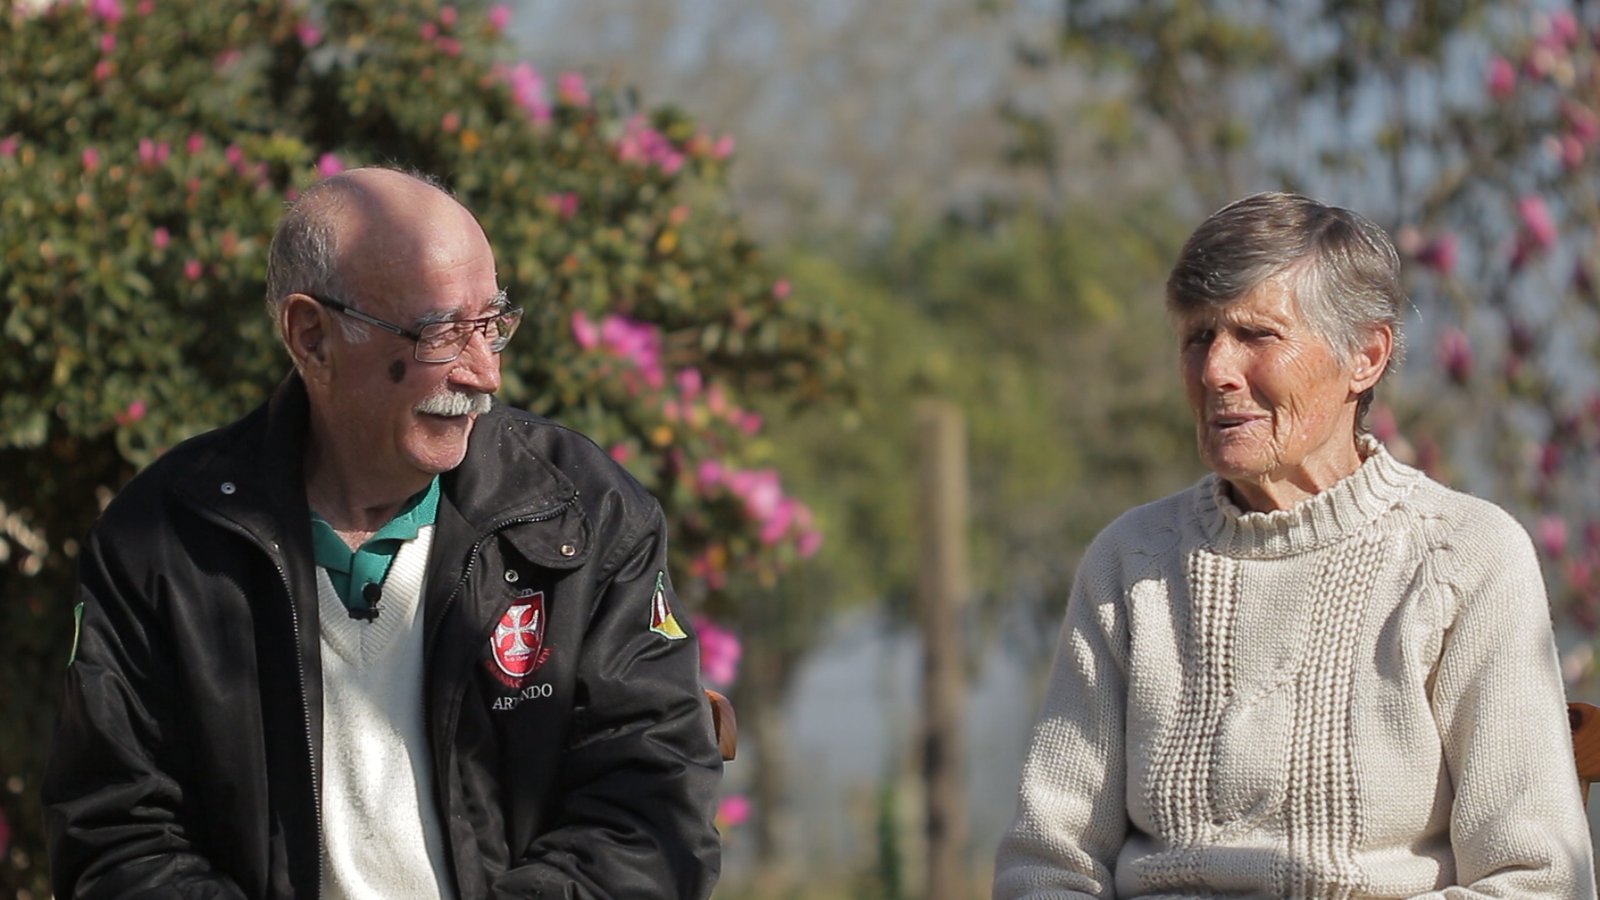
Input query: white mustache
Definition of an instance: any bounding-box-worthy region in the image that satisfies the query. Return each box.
[415,390,492,417]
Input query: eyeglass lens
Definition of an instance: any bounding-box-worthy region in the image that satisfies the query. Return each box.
[415,309,523,361]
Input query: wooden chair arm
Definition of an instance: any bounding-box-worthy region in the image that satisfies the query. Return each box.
[706,688,737,762]
[1569,701,1600,807]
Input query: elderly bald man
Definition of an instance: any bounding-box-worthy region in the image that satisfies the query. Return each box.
[45,168,723,900]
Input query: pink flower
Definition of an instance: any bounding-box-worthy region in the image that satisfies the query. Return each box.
[114,399,146,426]
[1487,56,1516,100]
[0,135,18,158]
[88,0,122,23]
[609,443,631,464]
[214,49,242,70]
[296,20,322,47]
[772,278,791,300]
[505,62,551,124]
[137,137,170,168]
[676,367,703,398]
[1416,233,1458,277]
[1519,194,1558,249]
[557,71,590,106]
[82,146,102,172]
[1548,10,1580,47]
[488,5,512,31]
[185,133,205,155]
[599,315,663,383]
[184,259,202,281]
[712,134,735,160]
[436,36,462,57]
[441,111,460,133]
[797,528,823,558]
[1565,101,1599,145]
[317,153,343,178]
[99,32,116,53]
[759,497,797,545]
[570,311,599,349]
[706,384,728,416]
[0,806,9,858]
[731,468,783,522]
[420,21,438,40]
[549,192,579,219]
[225,144,244,167]
[439,5,458,27]
[694,616,742,686]
[94,59,113,81]
[1436,327,1472,384]
[697,459,723,489]
[1560,134,1585,171]
[136,0,152,13]
[152,227,170,249]
[1539,440,1562,479]
[737,411,763,436]
[715,794,750,829]
[1539,515,1569,559]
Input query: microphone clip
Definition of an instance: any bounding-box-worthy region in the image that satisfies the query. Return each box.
[349,582,382,621]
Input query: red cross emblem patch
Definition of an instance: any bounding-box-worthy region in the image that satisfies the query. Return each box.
[486,590,550,688]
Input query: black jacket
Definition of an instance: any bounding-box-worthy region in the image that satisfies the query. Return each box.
[44,375,722,899]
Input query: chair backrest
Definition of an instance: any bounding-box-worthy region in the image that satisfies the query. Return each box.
[706,689,737,762]
[1570,701,1600,807]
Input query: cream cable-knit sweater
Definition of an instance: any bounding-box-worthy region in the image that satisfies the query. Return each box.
[994,439,1596,899]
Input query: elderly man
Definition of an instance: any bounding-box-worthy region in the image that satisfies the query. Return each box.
[44,168,722,899]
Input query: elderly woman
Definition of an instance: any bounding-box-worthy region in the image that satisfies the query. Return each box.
[993,192,1596,898]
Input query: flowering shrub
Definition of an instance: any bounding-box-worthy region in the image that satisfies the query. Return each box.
[1398,5,1600,669]
[0,0,850,890]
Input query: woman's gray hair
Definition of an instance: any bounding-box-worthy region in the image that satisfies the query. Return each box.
[264,179,369,345]
[1165,191,1408,428]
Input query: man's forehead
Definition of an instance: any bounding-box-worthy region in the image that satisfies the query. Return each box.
[413,288,510,326]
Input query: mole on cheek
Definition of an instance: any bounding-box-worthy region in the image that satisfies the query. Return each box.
[388,360,407,384]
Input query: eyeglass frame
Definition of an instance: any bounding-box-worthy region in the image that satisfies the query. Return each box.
[304,291,523,363]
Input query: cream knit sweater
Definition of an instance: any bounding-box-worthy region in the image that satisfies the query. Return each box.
[994,440,1596,899]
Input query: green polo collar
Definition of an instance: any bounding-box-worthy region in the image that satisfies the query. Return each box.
[310,476,441,612]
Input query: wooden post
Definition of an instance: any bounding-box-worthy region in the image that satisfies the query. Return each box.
[916,399,970,899]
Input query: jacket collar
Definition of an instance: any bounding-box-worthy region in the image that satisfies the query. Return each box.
[176,372,589,566]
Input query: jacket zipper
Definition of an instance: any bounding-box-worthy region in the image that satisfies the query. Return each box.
[425,497,576,886]
[274,549,323,900]
[193,508,323,900]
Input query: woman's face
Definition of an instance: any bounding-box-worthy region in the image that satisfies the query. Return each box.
[1177,279,1369,512]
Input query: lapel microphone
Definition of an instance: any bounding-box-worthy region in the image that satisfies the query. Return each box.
[350,582,382,621]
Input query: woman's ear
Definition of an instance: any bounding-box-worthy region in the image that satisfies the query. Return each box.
[1349,325,1393,395]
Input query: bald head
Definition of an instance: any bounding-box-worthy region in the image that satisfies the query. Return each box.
[265,168,492,344]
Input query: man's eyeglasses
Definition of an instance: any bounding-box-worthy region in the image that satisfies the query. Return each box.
[307,293,523,364]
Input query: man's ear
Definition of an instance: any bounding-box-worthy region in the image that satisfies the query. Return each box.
[282,294,331,380]
[1349,324,1393,396]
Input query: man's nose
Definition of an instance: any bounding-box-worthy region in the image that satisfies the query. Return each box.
[449,330,502,394]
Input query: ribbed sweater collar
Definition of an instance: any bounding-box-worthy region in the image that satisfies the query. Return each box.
[1194,435,1421,559]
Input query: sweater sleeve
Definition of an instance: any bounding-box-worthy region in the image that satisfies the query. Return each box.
[1411,506,1596,899]
[993,536,1131,899]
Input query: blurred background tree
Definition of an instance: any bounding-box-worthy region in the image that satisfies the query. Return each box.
[0,0,851,894]
[1004,0,1600,689]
